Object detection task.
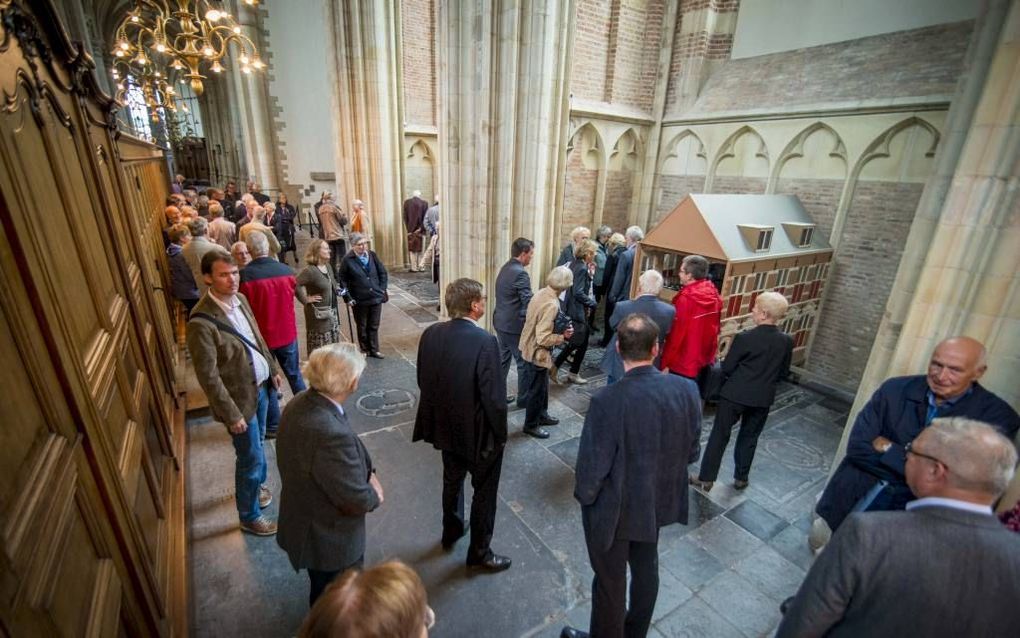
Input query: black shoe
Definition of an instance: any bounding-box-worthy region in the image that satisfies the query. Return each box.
[561,627,590,638]
[538,414,559,426]
[264,430,278,440]
[441,528,466,550]
[506,395,517,404]
[466,553,512,573]
[368,351,385,359]
[780,595,795,615]
[523,426,550,439]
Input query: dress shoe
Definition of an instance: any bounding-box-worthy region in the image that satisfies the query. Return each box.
[548,366,561,385]
[240,516,278,536]
[537,414,559,426]
[523,426,550,439]
[368,351,385,359]
[689,475,714,492]
[780,595,795,615]
[734,479,750,490]
[441,528,466,550]
[258,485,272,509]
[565,373,588,385]
[561,627,590,638]
[466,553,512,573]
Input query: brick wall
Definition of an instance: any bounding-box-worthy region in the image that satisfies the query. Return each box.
[806,181,924,389]
[561,148,598,244]
[664,0,739,112]
[571,0,611,101]
[775,178,843,238]
[654,174,705,225]
[401,0,436,126]
[602,170,634,232]
[710,176,766,195]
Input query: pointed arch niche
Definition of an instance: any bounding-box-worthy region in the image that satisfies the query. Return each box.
[654,129,707,225]
[404,138,437,202]
[561,122,604,243]
[602,127,643,233]
[707,126,769,194]
[773,122,848,238]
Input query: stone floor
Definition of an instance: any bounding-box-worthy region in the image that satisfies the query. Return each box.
[185,258,850,638]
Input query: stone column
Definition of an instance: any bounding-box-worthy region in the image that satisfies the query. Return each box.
[325,0,406,266]
[228,5,279,190]
[811,0,1020,547]
[438,0,575,324]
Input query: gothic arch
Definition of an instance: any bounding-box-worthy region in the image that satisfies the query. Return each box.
[769,122,847,191]
[566,121,605,169]
[405,138,435,163]
[608,127,642,171]
[706,125,770,191]
[658,129,708,174]
[854,116,940,173]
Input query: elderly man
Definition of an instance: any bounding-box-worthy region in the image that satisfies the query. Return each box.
[816,336,1020,532]
[493,238,536,408]
[187,251,282,535]
[599,269,675,385]
[182,217,227,296]
[207,202,236,251]
[402,190,428,272]
[413,279,510,572]
[231,241,252,268]
[556,226,591,267]
[238,205,281,258]
[660,254,722,382]
[350,198,368,235]
[607,225,644,303]
[779,418,1020,638]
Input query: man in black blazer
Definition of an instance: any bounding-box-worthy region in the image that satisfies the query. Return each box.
[777,418,1020,638]
[691,291,793,492]
[564,314,702,638]
[413,278,511,572]
[599,269,675,384]
[607,225,644,303]
[493,238,535,408]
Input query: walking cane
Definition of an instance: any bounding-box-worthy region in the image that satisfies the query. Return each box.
[336,284,357,344]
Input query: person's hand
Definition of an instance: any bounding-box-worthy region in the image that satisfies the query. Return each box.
[587,262,596,275]
[563,325,575,339]
[306,294,323,303]
[872,435,893,453]
[273,374,282,390]
[228,418,247,434]
[370,473,384,505]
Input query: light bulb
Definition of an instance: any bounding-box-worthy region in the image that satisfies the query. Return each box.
[119,40,130,50]
[241,65,251,74]
[172,59,184,70]
[211,61,224,73]
[182,103,189,112]
[239,54,249,64]
[203,46,214,57]
[115,49,124,57]
[232,26,241,34]
[117,82,125,91]
[155,42,166,53]
[111,69,119,77]
[154,70,161,77]
[130,15,139,23]
[205,9,222,21]
[252,58,264,69]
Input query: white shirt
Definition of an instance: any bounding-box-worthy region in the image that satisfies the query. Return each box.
[458,316,480,328]
[209,292,271,385]
[905,496,993,516]
[324,393,346,417]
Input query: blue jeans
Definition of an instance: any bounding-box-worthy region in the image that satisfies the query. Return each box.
[232,385,269,522]
[272,339,307,393]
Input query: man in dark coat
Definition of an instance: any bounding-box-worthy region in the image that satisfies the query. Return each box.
[599,268,675,384]
[607,225,643,303]
[493,237,535,407]
[816,336,1020,532]
[563,313,702,638]
[413,278,511,572]
[402,190,428,272]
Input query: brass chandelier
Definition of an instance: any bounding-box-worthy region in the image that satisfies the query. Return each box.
[111,0,264,97]
[110,59,183,124]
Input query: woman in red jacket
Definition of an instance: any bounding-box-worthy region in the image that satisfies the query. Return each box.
[659,254,722,379]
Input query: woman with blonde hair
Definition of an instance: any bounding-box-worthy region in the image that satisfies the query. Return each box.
[296,238,342,355]
[551,239,599,385]
[299,560,434,638]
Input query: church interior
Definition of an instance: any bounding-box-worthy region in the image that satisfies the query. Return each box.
[1,0,1017,636]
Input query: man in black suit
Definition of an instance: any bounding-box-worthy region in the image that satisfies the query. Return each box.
[413,278,511,572]
[599,269,675,384]
[777,417,1020,638]
[493,238,536,408]
[691,291,793,492]
[563,314,702,638]
[607,225,644,303]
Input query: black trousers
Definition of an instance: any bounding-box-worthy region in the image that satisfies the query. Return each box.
[496,329,528,404]
[307,555,363,608]
[554,324,589,374]
[584,511,659,638]
[351,302,382,354]
[601,299,617,346]
[442,449,504,563]
[698,398,770,482]
[521,360,549,428]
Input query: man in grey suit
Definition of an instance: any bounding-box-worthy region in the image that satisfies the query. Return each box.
[599,269,674,384]
[607,225,644,303]
[493,238,535,407]
[778,417,1020,638]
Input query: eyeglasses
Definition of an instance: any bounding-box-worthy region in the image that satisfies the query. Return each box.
[424,605,436,631]
[904,440,944,466]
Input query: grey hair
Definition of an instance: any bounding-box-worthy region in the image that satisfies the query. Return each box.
[625,225,644,242]
[348,232,366,247]
[755,291,789,321]
[596,225,612,240]
[245,231,270,258]
[303,342,366,397]
[251,206,266,222]
[570,226,591,242]
[412,190,422,197]
[638,269,664,295]
[546,265,573,291]
[925,417,1018,497]
[187,216,209,237]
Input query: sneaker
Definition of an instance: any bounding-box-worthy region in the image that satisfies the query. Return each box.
[566,373,588,385]
[259,485,272,508]
[240,516,278,536]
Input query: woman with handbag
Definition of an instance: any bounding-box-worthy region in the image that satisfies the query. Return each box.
[551,239,599,385]
[274,192,299,265]
[297,239,342,355]
[518,266,575,439]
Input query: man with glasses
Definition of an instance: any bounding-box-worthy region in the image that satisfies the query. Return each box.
[816,336,1019,533]
[778,418,1020,637]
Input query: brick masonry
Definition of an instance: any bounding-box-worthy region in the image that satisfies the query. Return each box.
[655,174,706,224]
[561,147,597,243]
[710,175,766,195]
[602,170,634,233]
[665,0,740,112]
[775,178,843,240]
[806,181,924,389]
[400,0,436,127]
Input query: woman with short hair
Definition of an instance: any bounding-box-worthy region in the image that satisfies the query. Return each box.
[551,239,599,385]
[277,343,385,607]
[296,239,342,355]
[274,192,299,265]
[338,233,389,359]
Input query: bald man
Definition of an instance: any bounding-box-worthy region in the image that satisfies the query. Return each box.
[817,336,1019,531]
[780,418,1020,638]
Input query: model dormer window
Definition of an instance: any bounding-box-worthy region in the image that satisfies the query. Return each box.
[738,224,774,252]
[782,222,816,248]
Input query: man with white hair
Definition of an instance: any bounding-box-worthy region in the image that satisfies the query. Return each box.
[778,417,1020,638]
[607,225,644,303]
[556,226,591,267]
[350,199,368,235]
[599,269,674,385]
[239,205,281,258]
[182,216,227,296]
[402,190,428,272]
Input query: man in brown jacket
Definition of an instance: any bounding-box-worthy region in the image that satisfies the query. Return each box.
[187,251,282,536]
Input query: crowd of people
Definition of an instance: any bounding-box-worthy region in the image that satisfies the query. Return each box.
[174,179,1020,636]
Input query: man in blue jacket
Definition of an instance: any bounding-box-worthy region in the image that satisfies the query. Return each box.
[816,336,1019,531]
[563,314,701,638]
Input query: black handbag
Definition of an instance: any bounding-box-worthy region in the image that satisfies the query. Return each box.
[697,362,724,402]
[553,309,572,334]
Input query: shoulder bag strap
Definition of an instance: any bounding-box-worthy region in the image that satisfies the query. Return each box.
[192,312,260,352]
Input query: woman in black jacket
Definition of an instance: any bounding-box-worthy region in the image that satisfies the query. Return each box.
[337,232,389,359]
[551,239,598,384]
[599,232,627,347]
[274,193,299,264]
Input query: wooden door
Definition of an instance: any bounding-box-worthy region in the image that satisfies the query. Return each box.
[0,1,185,635]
